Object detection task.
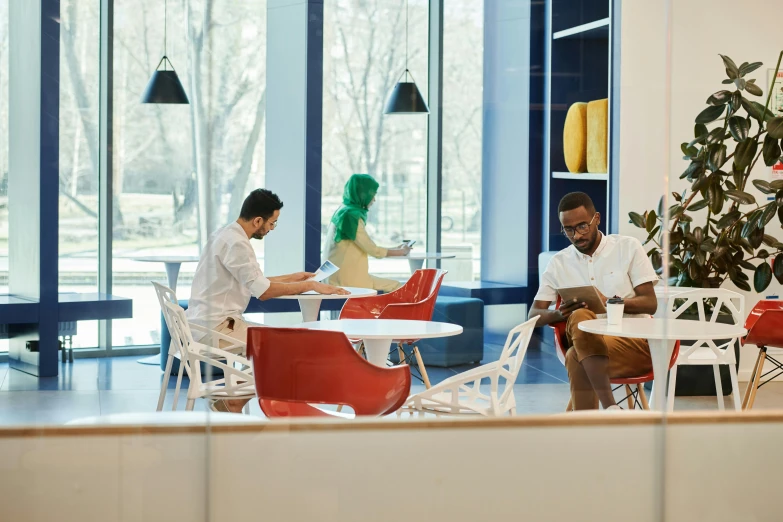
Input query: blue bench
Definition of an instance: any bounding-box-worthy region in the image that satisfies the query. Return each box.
[418,296,484,367]
[439,281,528,305]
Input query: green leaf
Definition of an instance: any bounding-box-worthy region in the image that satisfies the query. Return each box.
[645,226,661,244]
[691,173,711,193]
[753,179,774,194]
[734,138,758,170]
[739,260,756,271]
[694,123,708,139]
[763,135,783,167]
[745,82,763,96]
[725,189,756,205]
[720,54,739,79]
[760,203,778,227]
[780,205,783,225]
[645,211,657,232]
[733,164,744,188]
[730,91,743,114]
[743,99,774,122]
[629,212,645,229]
[650,251,663,271]
[739,61,763,76]
[733,278,752,292]
[696,105,726,124]
[707,90,733,106]
[768,117,783,139]
[755,262,773,292]
[750,227,765,249]
[681,142,698,158]
[741,220,757,238]
[708,183,725,214]
[774,255,783,284]
[657,196,664,217]
[758,249,771,259]
[681,161,705,180]
[716,210,741,229]
[728,115,749,142]
[672,192,682,202]
[688,199,709,212]
[708,144,727,170]
[777,189,783,207]
[771,180,783,190]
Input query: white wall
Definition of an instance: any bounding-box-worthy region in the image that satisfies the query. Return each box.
[619,0,783,380]
[3,414,783,521]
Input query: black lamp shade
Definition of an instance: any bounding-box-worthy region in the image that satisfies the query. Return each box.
[384,81,429,114]
[141,69,189,104]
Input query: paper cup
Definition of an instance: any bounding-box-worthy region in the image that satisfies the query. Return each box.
[606,302,624,326]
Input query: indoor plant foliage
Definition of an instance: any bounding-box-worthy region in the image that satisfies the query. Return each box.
[630,52,783,292]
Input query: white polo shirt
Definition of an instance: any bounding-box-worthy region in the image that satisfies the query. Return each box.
[186,222,271,330]
[534,234,659,316]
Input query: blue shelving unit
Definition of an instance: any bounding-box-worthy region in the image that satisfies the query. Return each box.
[543,0,619,252]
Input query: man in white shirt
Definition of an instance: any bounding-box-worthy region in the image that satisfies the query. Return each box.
[528,192,659,411]
[186,189,347,411]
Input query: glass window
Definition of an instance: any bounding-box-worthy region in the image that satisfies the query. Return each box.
[111,0,267,347]
[0,0,7,297]
[322,0,429,280]
[58,0,101,350]
[441,0,483,281]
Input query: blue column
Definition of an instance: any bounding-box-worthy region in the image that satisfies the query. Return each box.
[8,0,60,377]
[481,0,532,287]
[265,0,324,275]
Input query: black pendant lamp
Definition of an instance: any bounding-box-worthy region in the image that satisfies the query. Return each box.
[141,0,189,104]
[384,0,429,114]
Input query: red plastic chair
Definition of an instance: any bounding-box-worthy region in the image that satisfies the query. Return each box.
[549,296,680,410]
[339,268,448,388]
[246,327,411,418]
[741,300,783,410]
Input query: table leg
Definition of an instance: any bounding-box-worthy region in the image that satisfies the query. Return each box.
[298,299,323,323]
[408,259,425,273]
[648,338,676,411]
[363,338,393,366]
[164,262,183,293]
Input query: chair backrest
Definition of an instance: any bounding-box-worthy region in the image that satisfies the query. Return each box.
[153,281,178,343]
[494,316,538,408]
[395,268,440,303]
[246,327,411,417]
[663,288,744,361]
[745,300,783,347]
[378,269,447,321]
[162,299,210,386]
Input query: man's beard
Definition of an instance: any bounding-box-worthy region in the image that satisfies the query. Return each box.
[251,230,266,240]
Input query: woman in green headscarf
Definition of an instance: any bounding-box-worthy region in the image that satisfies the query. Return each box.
[323,174,411,291]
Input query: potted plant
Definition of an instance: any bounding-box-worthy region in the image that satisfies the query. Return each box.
[629,52,783,396]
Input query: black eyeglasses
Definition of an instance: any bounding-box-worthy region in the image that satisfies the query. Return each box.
[561,214,597,238]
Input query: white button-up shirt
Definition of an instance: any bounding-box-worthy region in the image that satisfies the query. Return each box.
[534,234,659,316]
[186,222,271,330]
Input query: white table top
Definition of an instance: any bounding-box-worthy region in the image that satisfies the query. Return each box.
[296,319,463,340]
[274,287,378,300]
[579,318,747,340]
[406,252,456,260]
[66,412,267,426]
[132,256,201,263]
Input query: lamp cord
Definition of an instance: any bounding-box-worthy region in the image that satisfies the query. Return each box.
[405,0,408,79]
[163,0,167,70]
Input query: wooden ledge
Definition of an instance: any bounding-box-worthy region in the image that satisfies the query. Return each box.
[2,410,783,438]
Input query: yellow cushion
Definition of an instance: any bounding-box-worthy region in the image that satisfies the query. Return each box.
[587,98,608,173]
[563,102,587,173]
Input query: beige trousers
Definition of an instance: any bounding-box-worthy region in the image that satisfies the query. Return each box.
[564,308,652,410]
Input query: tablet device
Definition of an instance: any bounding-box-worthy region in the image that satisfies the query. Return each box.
[557,285,606,314]
[310,260,340,282]
[402,239,416,248]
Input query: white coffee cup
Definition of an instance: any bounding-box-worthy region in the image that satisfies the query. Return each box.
[606,298,625,326]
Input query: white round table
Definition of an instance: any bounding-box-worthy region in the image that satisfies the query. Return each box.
[404,253,456,273]
[132,256,200,292]
[296,319,463,366]
[66,411,267,426]
[578,318,747,410]
[275,287,378,322]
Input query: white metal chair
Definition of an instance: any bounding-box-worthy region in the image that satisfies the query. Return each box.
[160,298,255,411]
[400,316,537,417]
[153,282,247,411]
[664,288,745,411]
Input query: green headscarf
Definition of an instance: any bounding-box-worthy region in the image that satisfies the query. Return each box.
[331,174,380,242]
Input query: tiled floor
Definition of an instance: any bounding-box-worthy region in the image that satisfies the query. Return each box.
[0,331,779,425]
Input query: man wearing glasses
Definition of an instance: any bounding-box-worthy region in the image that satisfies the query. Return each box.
[187,188,347,346]
[528,192,659,411]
